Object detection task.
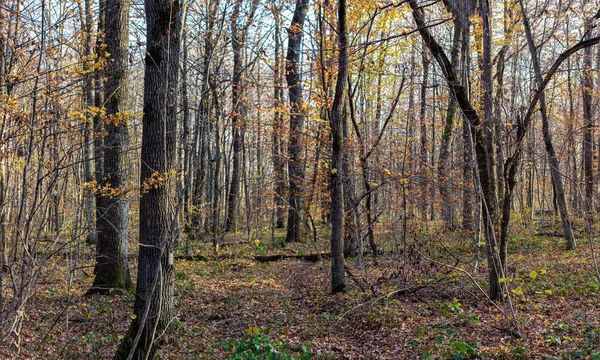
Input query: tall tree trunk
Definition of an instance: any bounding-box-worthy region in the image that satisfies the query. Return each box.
[520,0,576,250]
[438,22,461,228]
[88,0,132,295]
[582,4,595,213]
[460,19,474,232]
[93,0,106,241]
[342,99,358,257]
[409,0,502,300]
[114,0,180,358]
[272,6,286,229]
[225,17,244,233]
[330,0,347,294]
[80,0,96,245]
[285,0,310,243]
[479,0,503,300]
[419,49,429,218]
[225,0,258,232]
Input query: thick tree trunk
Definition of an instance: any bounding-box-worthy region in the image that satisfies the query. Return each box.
[88,0,132,295]
[114,0,180,358]
[330,0,347,294]
[285,0,309,243]
[225,38,243,232]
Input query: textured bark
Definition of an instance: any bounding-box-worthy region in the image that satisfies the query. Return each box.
[520,0,575,250]
[342,100,358,257]
[479,0,503,300]
[88,0,132,295]
[285,0,310,243]
[460,23,474,232]
[582,8,594,211]
[272,7,286,229]
[330,0,347,294]
[114,0,180,358]
[191,0,217,238]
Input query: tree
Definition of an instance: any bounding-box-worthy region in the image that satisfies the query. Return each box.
[88,0,132,295]
[225,0,259,232]
[115,0,181,357]
[285,0,310,243]
[520,0,576,250]
[330,0,347,294]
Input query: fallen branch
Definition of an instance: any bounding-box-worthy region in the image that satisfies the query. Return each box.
[254,253,331,263]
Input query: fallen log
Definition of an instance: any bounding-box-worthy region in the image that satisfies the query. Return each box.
[254,253,331,263]
[175,254,209,261]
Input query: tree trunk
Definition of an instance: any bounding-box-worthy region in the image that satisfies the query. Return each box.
[520,0,576,250]
[88,0,132,295]
[114,0,180,358]
[330,0,347,294]
[80,0,96,245]
[582,5,595,212]
[419,49,429,218]
[272,6,286,229]
[409,0,502,300]
[285,0,310,243]
[438,22,461,228]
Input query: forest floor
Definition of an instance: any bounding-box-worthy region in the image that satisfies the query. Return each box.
[3,220,600,359]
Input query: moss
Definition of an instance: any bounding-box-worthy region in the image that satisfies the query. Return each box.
[85,263,130,296]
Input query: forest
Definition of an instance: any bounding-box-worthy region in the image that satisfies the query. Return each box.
[1,0,600,358]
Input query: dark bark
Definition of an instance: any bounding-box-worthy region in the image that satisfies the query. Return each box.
[582,9,594,211]
[343,99,358,257]
[255,253,330,263]
[479,0,503,300]
[114,0,180,358]
[330,0,347,294]
[285,0,310,243]
[88,0,132,295]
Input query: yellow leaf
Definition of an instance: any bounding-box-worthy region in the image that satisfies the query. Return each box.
[499,277,510,283]
[511,287,524,296]
[118,335,124,340]
[544,289,553,295]
[331,168,338,175]
[130,314,137,320]
[529,270,538,280]
[540,269,547,275]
